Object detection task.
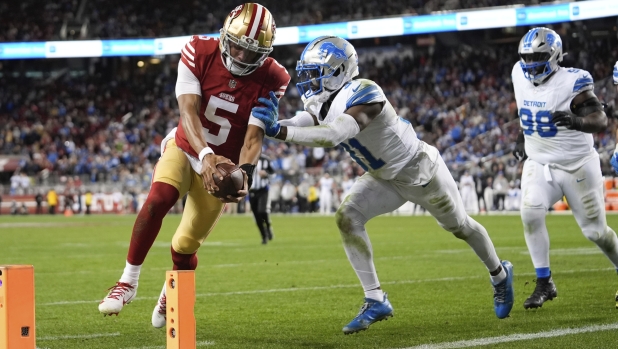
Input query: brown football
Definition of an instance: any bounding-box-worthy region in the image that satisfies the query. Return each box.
[211,163,246,198]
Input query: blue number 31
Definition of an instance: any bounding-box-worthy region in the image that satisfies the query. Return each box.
[341,138,385,171]
[519,108,557,138]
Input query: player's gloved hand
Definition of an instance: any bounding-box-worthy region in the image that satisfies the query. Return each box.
[252,91,281,137]
[551,111,583,131]
[512,132,527,162]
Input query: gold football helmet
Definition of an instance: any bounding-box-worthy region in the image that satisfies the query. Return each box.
[220,3,276,76]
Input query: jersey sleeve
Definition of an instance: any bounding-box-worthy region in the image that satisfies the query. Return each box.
[613,61,618,85]
[180,36,201,77]
[570,69,594,97]
[344,79,386,110]
[175,58,201,98]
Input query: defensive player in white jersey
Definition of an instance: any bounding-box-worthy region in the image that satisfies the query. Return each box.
[252,36,514,334]
[511,27,618,310]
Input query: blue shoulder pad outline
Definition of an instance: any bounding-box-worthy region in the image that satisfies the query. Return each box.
[345,81,384,110]
[573,73,593,93]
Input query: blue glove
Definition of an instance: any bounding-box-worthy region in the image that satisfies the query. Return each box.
[611,153,618,174]
[252,91,281,137]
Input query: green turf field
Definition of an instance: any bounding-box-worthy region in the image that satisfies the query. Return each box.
[1,213,618,349]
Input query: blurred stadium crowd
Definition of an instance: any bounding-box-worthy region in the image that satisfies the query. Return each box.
[0,1,617,214]
[0,0,541,42]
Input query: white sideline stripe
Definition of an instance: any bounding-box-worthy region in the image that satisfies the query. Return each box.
[400,323,618,349]
[39,267,614,306]
[122,341,214,349]
[38,332,120,341]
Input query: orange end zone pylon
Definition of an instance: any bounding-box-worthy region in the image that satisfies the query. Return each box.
[0,265,36,349]
[166,270,196,349]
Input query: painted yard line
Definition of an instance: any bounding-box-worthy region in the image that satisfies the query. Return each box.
[39,267,614,306]
[399,323,618,349]
[38,332,121,341]
[122,341,215,349]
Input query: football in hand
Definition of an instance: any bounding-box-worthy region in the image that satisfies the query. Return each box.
[211,163,246,198]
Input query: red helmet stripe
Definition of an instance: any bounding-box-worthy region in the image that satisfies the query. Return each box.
[246,3,264,40]
[253,5,266,40]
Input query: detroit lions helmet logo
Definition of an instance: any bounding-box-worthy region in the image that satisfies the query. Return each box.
[318,42,348,61]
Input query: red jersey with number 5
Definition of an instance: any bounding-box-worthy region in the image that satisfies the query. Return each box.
[175,35,289,163]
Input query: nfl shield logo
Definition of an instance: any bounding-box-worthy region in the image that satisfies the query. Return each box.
[229,79,237,88]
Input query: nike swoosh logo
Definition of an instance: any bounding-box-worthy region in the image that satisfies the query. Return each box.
[352,85,361,92]
[576,178,586,182]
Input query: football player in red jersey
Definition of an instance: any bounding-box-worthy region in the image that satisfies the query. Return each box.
[99,3,290,327]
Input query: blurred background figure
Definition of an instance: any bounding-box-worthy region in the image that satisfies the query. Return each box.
[47,189,57,215]
[250,154,275,244]
[493,172,509,211]
[505,181,521,211]
[459,170,479,214]
[280,180,297,214]
[319,173,334,215]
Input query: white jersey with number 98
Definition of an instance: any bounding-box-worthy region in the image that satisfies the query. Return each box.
[511,62,597,170]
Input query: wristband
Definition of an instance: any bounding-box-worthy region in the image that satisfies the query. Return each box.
[198,147,214,162]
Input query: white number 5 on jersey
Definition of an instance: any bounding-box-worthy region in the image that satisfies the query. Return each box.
[202,96,237,146]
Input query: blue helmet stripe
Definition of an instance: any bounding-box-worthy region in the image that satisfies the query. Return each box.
[523,28,539,47]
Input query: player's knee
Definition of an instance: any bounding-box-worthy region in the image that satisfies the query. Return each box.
[145,182,179,216]
[172,235,201,254]
[443,215,475,239]
[581,223,607,243]
[520,207,546,233]
[335,204,365,236]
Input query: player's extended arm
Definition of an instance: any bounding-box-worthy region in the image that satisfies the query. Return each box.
[551,90,607,133]
[278,111,319,127]
[252,91,381,147]
[177,94,231,192]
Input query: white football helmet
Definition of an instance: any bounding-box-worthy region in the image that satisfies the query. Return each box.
[219,3,276,76]
[518,27,564,85]
[296,36,359,106]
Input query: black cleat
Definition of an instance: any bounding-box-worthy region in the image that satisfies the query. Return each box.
[524,276,557,309]
[615,290,617,309]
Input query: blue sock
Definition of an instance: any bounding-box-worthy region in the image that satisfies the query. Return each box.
[535,267,550,278]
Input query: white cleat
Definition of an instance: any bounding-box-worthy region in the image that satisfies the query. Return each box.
[152,283,167,328]
[98,282,137,316]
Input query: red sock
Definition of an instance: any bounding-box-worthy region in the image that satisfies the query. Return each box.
[126,182,179,265]
[171,246,198,270]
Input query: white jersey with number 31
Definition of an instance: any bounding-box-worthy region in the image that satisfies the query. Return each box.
[511,62,597,170]
[322,78,420,180]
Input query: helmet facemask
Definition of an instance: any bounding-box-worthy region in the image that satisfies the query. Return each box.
[220,29,272,76]
[295,36,359,104]
[296,62,345,103]
[520,52,552,81]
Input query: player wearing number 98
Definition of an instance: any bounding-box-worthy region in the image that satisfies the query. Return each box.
[252,36,514,334]
[98,3,290,327]
[512,27,618,310]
